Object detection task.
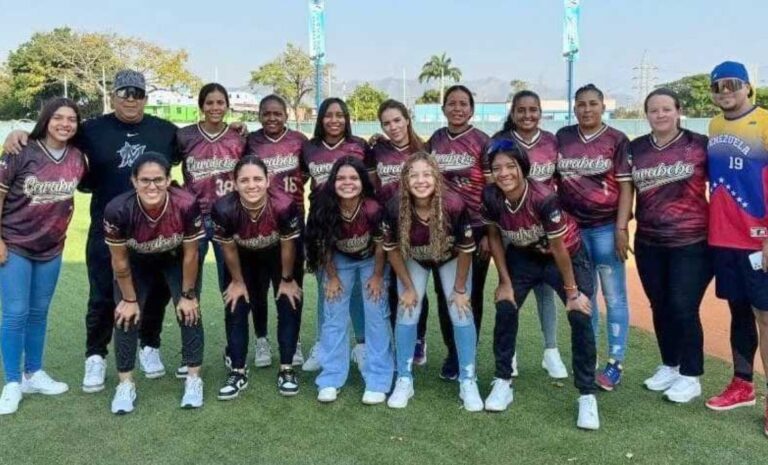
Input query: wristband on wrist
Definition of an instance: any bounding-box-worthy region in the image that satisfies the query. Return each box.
[453,286,467,295]
[281,275,294,283]
[568,291,582,301]
[122,298,137,304]
[563,284,578,291]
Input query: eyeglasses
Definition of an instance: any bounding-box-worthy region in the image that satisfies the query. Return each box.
[711,79,746,94]
[115,87,146,100]
[136,177,167,187]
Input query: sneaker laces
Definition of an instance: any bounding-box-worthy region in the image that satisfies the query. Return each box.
[186,377,203,396]
[115,382,133,399]
[86,358,103,377]
[394,377,411,392]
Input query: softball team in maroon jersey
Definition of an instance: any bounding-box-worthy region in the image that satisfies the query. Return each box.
[490,90,568,379]
[426,85,491,380]
[244,95,308,369]
[0,98,87,416]
[622,89,711,403]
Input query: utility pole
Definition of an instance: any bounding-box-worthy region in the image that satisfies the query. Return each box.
[402,68,407,106]
[632,51,658,112]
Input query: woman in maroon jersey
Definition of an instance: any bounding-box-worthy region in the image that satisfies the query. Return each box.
[373,99,431,362]
[426,84,491,380]
[211,155,303,398]
[244,94,308,369]
[103,152,206,415]
[555,83,633,391]
[383,152,482,411]
[491,90,568,379]
[306,156,393,404]
[300,98,374,373]
[482,139,599,429]
[620,88,711,403]
[175,83,245,377]
[0,98,86,415]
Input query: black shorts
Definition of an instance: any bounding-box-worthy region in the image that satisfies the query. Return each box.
[712,246,768,311]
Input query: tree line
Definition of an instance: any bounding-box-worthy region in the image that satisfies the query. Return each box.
[1,30,766,121]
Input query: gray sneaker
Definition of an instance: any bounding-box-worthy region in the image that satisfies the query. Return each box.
[181,376,204,409]
[111,381,136,415]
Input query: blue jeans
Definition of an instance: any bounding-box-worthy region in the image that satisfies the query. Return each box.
[1,252,63,383]
[580,222,630,362]
[395,257,477,381]
[533,283,558,349]
[315,271,365,344]
[316,254,394,392]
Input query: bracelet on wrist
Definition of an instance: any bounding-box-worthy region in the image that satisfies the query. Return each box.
[281,275,294,283]
[122,298,137,304]
[563,284,578,291]
[453,286,467,295]
[568,291,582,301]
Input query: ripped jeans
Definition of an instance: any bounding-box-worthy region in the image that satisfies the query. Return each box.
[580,222,630,363]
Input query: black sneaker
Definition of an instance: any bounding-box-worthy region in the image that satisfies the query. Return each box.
[217,371,248,401]
[278,368,299,396]
[439,355,459,381]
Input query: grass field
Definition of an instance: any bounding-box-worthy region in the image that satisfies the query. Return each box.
[0,192,766,465]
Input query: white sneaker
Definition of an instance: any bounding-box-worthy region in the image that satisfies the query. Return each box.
[176,365,189,379]
[362,390,386,405]
[511,353,519,377]
[292,342,305,367]
[111,381,136,415]
[138,346,166,379]
[644,365,680,392]
[577,394,600,430]
[542,348,568,379]
[351,343,367,373]
[82,355,106,393]
[459,379,483,412]
[484,378,514,412]
[254,337,272,368]
[302,344,321,372]
[387,377,414,409]
[21,370,69,395]
[181,376,204,409]
[0,383,22,415]
[663,375,701,403]
[317,387,338,403]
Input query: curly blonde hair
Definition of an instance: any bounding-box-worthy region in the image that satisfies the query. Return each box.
[397,152,449,261]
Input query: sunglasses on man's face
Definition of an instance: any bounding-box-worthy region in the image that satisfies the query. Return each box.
[115,87,146,100]
[711,79,746,94]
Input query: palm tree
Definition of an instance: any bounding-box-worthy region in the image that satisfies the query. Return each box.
[418,53,462,104]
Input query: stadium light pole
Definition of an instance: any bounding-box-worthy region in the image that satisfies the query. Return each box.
[309,0,326,112]
[563,0,581,125]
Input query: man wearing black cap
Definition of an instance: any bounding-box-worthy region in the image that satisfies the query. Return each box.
[704,60,768,437]
[3,70,178,392]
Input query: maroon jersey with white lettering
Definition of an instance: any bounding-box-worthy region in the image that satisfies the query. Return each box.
[334,198,383,260]
[301,136,375,195]
[382,190,476,267]
[493,130,558,187]
[629,130,709,247]
[103,186,205,255]
[427,127,490,227]
[246,128,307,209]
[212,191,301,251]
[371,139,415,204]
[555,124,632,227]
[481,182,581,255]
[0,141,87,260]
[177,123,245,215]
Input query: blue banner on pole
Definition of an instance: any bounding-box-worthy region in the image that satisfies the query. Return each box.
[563,0,580,60]
[309,0,326,62]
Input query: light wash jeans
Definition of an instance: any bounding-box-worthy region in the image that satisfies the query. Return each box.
[533,283,558,349]
[580,222,630,362]
[395,257,477,381]
[0,252,63,383]
[316,253,394,393]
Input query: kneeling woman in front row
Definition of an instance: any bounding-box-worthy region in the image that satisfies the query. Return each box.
[104,152,205,414]
[212,156,303,399]
[306,156,394,404]
[383,152,483,412]
[481,140,599,430]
